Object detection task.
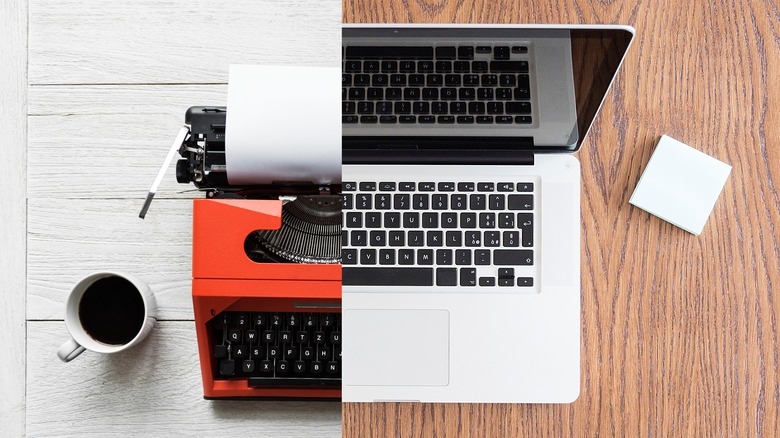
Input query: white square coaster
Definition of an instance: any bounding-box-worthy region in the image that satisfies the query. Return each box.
[629,135,732,235]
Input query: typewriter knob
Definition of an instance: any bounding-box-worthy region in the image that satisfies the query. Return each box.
[176,159,190,184]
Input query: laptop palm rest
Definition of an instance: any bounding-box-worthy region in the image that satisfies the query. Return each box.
[345,309,450,386]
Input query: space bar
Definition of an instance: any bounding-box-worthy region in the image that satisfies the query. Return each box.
[343,267,434,286]
[248,378,341,388]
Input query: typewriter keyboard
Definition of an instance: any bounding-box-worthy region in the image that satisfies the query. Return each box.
[211,311,341,388]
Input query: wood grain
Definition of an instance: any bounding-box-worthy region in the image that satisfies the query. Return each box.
[28,0,340,84]
[27,321,342,436]
[0,0,27,435]
[22,0,342,434]
[342,1,780,437]
[27,198,193,320]
[27,85,227,199]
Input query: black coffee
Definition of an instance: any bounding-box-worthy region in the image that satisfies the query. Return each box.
[78,276,145,345]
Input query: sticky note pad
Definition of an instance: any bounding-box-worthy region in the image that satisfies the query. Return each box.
[629,135,731,235]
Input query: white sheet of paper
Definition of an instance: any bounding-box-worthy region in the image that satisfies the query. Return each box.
[225,64,341,185]
[629,135,731,235]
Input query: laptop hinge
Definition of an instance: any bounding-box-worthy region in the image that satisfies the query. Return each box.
[343,149,534,166]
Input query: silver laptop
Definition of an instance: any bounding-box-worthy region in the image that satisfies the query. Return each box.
[342,24,634,402]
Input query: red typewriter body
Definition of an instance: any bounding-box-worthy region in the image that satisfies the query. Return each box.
[192,199,341,399]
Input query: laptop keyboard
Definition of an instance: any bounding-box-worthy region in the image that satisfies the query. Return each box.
[211,311,341,388]
[342,179,536,288]
[342,45,532,125]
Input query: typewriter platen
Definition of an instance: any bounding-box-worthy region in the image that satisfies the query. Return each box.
[143,107,341,399]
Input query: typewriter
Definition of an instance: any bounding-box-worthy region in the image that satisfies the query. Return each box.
[143,107,341,399]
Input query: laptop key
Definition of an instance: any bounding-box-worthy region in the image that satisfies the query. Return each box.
[472,61,489,72]
[479,277,496,286]
[455,249,471,265]
[465,231,481,246]
[515,87,531,100]
[346,46,434,59]
[413,194,429,209]
[435,61,452,73]
[503,231,519,247]
[436,268,457,286]
[507,194,533,210]
[360,249,376,264]
[365,213,381,228]
[379,249,395,264]
[382,61,398,72]
[394,194,410,209]
[493,46,510,60]
[343,267,434,286]
[461,213,477,228]
[498,213,514,228]
[417,61,434,72]
[490,60,529,72]
[460,268,477,286]
[435,46,456,59]
[489,194,505,209]
[350,231,366,246]
[446,230,462,246]
[454,61,470,73]
[475,249,491,265]
[342,249,357,264]
[494,250,533,265]
[518,213,534,246]
[375,194,391,209]
[484,231,500,247]
[451,194,467,209]
[469,194,486,210]
[438,182,455,191]
[458,46,474,60]
[506,102,532,114]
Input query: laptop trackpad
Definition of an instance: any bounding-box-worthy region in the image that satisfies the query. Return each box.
[345,309,449,387]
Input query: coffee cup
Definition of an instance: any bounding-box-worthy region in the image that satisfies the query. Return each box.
[57,272,156,362]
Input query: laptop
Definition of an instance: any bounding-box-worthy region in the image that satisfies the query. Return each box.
[341,24,634,402]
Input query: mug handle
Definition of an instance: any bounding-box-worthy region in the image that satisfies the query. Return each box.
[57,337,86,362]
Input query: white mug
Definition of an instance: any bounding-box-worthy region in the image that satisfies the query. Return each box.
[57,272,156,362]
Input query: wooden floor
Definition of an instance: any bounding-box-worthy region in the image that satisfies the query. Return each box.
[1,0,342,435]
[342,1,780,437]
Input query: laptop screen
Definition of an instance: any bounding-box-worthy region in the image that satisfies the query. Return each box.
[342,25,634,157]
